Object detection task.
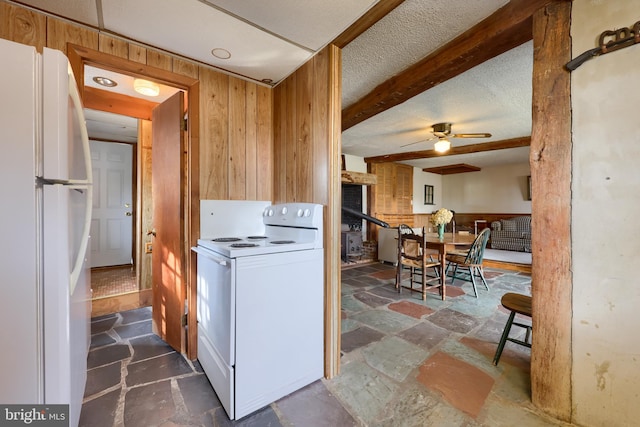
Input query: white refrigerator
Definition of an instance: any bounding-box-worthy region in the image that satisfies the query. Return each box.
[0,38,93,427]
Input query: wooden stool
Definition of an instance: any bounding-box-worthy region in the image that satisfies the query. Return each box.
[493,292,532,366]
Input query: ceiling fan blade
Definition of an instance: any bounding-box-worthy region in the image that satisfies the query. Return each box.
[451,132,492,138]
[400,136,436,148]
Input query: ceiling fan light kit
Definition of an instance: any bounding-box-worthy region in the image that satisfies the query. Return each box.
[434,138,451,152]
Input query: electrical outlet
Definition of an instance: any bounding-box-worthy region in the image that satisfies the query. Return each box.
[145,242,153,254]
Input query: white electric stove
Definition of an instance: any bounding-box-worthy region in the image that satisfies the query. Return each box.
[192,200,324,420]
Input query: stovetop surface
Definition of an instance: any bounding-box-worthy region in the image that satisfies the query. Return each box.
[197,234,319,258]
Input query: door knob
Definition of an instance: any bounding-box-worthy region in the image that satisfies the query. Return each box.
[125,212,132,216]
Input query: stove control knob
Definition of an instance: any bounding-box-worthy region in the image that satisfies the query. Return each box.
[304,209,311,217]
[265,209,274,216]
[281,207,288,215]
[297,209,304,217]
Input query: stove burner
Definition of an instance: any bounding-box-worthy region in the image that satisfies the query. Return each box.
[247,236,268,240]
[212,237,242,242]
[270,240,296,245]
[229,243,259,248]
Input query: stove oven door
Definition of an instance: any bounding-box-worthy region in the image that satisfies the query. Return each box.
[193,246,236,419]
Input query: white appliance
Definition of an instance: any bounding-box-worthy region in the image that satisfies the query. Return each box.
[0,39,92,427]
[193,200,324,420]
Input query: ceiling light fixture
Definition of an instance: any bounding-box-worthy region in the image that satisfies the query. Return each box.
[93,76,117,87]
[133,79,160,97]
[434,138,451,153]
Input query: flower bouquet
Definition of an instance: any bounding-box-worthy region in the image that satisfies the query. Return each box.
[431,208,453,239]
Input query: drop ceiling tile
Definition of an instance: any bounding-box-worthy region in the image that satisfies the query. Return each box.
[14,0,100,26]
[101,0,311,83]
[204,0,378,50]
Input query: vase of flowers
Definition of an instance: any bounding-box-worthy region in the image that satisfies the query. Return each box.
[431,208,453,240]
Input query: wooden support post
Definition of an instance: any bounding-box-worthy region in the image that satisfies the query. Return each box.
[530,1,573,421]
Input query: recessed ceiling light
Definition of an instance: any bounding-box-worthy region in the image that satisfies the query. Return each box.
[133,79,160,97]
[211,48,231,60]
[93,76,117,87]
[261,79,273,85]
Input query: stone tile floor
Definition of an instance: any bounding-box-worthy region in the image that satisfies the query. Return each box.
[80,262,573,426]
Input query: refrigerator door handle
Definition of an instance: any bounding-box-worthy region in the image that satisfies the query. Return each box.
[69,183,92,293]
[67,66,93,186]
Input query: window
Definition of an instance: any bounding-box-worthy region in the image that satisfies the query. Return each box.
[424,185,434,205]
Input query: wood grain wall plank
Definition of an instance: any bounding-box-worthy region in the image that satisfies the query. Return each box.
[256,85,273,201]
[312,48,329,204]
[272,81,287,203]
[98,33,128,59]
[285,74,297,202]
[0,2,46,50]
[173,58,199,79]
[138,119,153,291]
[244,82,258,200]
[296,59,313,202]
[128,44,147,64]
[199,66,229,200]
[46,16,98,53]
[229,77,247,200]
[324,44,342,379]
[147,49,172,71]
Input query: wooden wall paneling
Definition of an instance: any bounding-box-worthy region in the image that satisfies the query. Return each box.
[272,83,285,203]
[128,44,147,64]
[256,85,273,201]
[199,66,229,200]
[285,74,298,202]
[530,1,573,421]
[296,59,314,202]
[312,48,329,205]
[138,119,153,291]
[98,33,128,59]
[0,2,46,50]
[325,44,342,378]
[229,77,247,200]
[244,82,258,200]
[147,49,172,71]
[46,16,98,53]
[173,58,199,79]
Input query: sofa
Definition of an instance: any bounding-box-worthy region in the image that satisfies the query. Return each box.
[490,216,531,252]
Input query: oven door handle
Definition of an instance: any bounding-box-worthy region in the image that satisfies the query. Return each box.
[191,246,229,266]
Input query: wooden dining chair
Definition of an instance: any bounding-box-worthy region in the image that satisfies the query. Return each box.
[493,292,532,366]
[395,226,442,300]
[445,228,491,297]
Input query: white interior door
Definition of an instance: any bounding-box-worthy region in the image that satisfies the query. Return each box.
[90,140,133,267]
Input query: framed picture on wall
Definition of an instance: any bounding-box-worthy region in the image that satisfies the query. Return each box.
[424,185,434,205]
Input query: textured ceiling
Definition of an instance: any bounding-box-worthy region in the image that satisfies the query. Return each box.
[12,0,533,170]
[340,0,532,170]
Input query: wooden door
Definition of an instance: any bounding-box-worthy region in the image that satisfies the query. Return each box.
[151,91,185,352]
[89,140,133,268]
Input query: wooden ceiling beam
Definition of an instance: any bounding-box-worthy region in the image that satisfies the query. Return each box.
[342,0,555,131]
[422,164,481,175]
[331,0,407,48]
[364,136,531,163]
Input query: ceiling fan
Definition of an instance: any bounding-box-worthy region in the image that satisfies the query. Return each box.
[402,122,492,152]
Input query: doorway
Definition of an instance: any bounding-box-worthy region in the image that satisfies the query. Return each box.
[68,44,201,357]
[87,111,137,299]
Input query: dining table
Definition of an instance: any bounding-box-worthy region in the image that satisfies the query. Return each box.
[423,232,476,299]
